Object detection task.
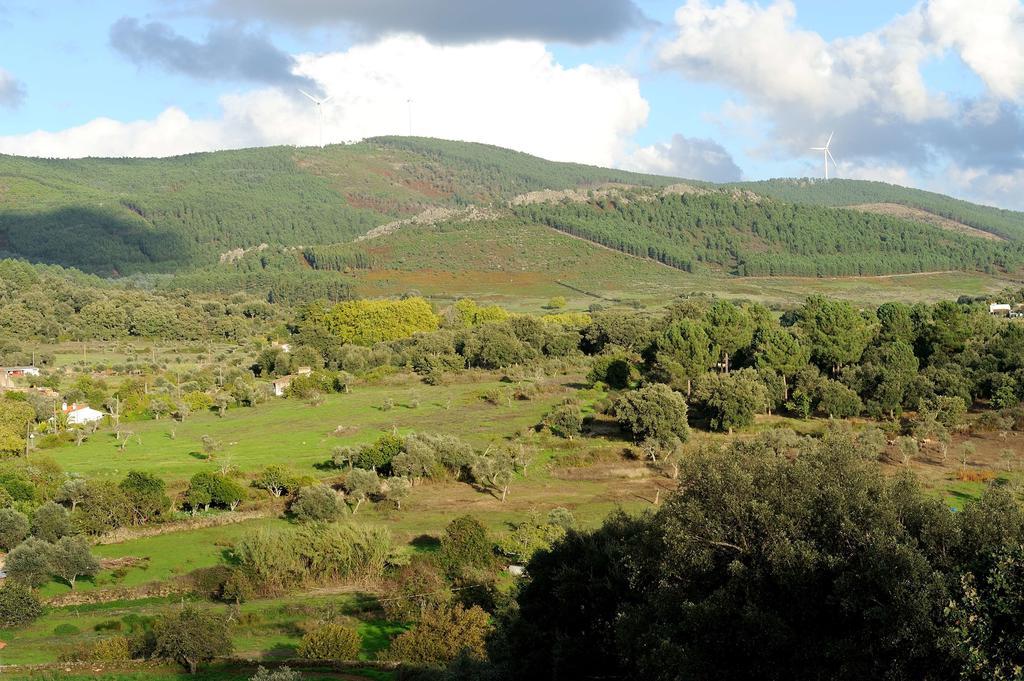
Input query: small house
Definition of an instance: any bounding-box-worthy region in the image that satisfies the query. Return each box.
[990,303,1012,315]
[1,366,41,378]
[62,402,105,426]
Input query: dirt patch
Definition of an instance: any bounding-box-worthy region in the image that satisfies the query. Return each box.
[848,203,1006,242]
[354,206,502,242]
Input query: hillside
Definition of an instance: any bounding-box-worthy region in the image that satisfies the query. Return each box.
[730,178,1024,241]
[1,138,1023,287]
[0,137,675,275]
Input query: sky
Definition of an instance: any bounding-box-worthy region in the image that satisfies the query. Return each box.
[0,0,1023,209]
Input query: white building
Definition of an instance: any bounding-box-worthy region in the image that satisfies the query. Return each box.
[62,402,105,426]
[990,303,1012,315]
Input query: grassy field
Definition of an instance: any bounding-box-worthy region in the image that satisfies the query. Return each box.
[33,373,575,484]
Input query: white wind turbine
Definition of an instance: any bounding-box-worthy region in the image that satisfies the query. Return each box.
[810,132,838,180]
[298,89,333,148]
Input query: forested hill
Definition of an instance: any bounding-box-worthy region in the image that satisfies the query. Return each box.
[729,178,1024,241]
[1,136,1022,280]
[0,138,675,275]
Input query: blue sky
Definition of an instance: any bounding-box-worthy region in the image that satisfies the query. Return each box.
[0,1,1022,209]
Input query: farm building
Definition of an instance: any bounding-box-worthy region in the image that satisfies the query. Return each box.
[1,366,41,378]
[62,402,105,426]
[990,303,1012,315]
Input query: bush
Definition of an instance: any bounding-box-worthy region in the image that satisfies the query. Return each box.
[817,380,863,418]
[64,635,133,662]
[296,622,362,660]
[383,604,492,666]
[437,516,494,579]
[290,485,344,523]
[544,403,583,439]
[0,581,43,627]
[383,557,453,622]
[54,623,81,636]
[151,606,233,674]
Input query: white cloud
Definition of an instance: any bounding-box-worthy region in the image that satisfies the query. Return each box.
[925,0,1024,102]
[0,36,649,167]
[658,0,946,124]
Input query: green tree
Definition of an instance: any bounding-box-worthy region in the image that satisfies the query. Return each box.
[544,403,583,439]
[290,485,344,523]
[704,300,754,373]
[753,327,810,400]
[119,471,170,525]
[613,384,690,444]
[797,295,874,373]
[30,501,72,542]
[5,536,54,587]
[646,319,717,395]
[49,535,100,589]
[342,469,379,514]
[0,507,29,550]
[694,368,769,433]
[437,515,494,579]
[252,465,296,497]
[152,606,233,674]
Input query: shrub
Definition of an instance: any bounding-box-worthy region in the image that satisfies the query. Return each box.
[290,485,344,523]
[544,403,583,439]
[437,515,494,579]
[250,667,302,681]
[383,604,492,666]
[54,623,81,636]
[6,536,55,587]
[0,581,43,627]
[296,622,362,660]
[383,557,453,622]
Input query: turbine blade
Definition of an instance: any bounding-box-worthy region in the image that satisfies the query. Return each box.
[298,89,318,103]
[827,149,838,167]
[321,95,333,104]
[826,131,834,147]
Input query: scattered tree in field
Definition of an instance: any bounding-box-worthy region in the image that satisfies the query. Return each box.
[5,537,54,587]
[383,476,412,510]
[897,436,919,467]
[57,476,89,512]
[296,622,362,660]
[49,535,100,589]
[119,471,170,525]
[343,469,379,514]
[613,384,690,444]
[437,515,494,579]
[200,435,222,460]
[959,442,976,472]
[470,448,519,502]
[252,465,296,498]
[152,606,233,674]
[544,403,583,439]
[290,485,344,523]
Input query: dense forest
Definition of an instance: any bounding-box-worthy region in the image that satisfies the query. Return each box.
[513,190,1022,277]
[733,178,1024,241]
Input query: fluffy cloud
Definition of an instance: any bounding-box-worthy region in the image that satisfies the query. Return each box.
[203,0,647,45]
[0,36,648,166]
[0,67,25,109]
[925,0,1024,102]
[110,17,317,91]
[627,133,742,182]
[657,0,1024,196]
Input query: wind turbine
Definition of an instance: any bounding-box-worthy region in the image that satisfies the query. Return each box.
[810,132,837,180]
[298,89,332,148]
